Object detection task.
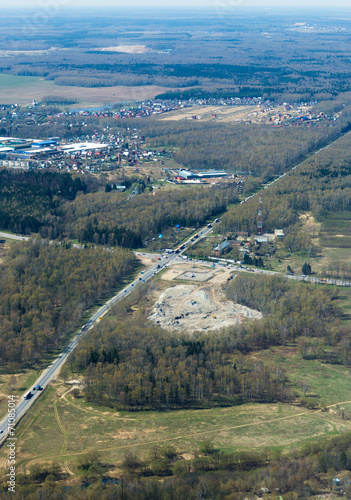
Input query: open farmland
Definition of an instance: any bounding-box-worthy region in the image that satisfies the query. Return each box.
[268,211,351,277]
[0,74,171,106]
[158,104,312,124]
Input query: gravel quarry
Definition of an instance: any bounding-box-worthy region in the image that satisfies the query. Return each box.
[149,283,263,332]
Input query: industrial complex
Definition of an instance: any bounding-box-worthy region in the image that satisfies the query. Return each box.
[0,136,238,188]
[174,169,228,182]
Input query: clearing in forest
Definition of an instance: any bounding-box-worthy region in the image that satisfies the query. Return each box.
[149,282,262,332]
[97,45,150,53]
[158,104,312,124]
[0,74,170,106]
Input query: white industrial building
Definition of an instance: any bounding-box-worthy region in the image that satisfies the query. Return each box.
[59,142,110,153]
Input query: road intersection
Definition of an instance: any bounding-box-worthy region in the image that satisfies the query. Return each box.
[0,138,348,443]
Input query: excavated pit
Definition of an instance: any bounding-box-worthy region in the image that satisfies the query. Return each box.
[149,284,262,332]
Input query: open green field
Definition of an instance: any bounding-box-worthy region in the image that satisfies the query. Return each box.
[0,370,39,422]
[264,211,351,277]
[0,73,170,106]
[270,247,351,278]
[2,347,351,477]
[322,219,351,236]
[0,74,44,90]
[256,345,351,406]
[319,214,351,249]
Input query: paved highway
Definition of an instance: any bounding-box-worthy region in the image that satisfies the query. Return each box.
[0,232,30,242]
[0,224,213,444]
[208,257,351,287]
[0,212,343,443]
[0,136,343,442]
[0,130,347,444]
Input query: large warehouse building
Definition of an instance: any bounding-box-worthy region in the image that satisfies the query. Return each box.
[175,169,228,181]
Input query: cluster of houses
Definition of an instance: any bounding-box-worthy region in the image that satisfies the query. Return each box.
[213,230,285,258]
[0,130,169,173]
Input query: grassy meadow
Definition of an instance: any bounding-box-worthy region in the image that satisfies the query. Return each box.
[2,343,351,478]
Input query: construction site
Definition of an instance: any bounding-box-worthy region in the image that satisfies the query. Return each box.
[147,260,263,333]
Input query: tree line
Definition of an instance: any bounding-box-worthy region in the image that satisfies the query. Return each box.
[68,274,340,411]
[46,184,238,247]
[0,169,87,235]
[219,129,351,259]
[0,241,137,370]
[0,168,238,249]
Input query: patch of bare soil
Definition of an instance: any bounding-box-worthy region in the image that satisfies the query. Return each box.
[98,45,150,54]
[149,283,262,332]
[137,255,157,267]
[158,104,312,124]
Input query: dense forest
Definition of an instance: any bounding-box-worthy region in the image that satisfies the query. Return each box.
[68,275,340,411]
[0,169,87,234]
[59,185,238,247]
[0,168,238,247]
[145,120,345,178]
[0,242,137,369]
[218,130,351,255]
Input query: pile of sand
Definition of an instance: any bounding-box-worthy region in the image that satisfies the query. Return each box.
[149,284,262,332]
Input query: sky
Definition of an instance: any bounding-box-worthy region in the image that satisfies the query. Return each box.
[5,0,351,9]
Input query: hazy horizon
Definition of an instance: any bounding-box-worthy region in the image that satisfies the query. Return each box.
[4,0,351,10]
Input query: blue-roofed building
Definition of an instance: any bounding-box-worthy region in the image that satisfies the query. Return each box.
[31,140,57,148]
